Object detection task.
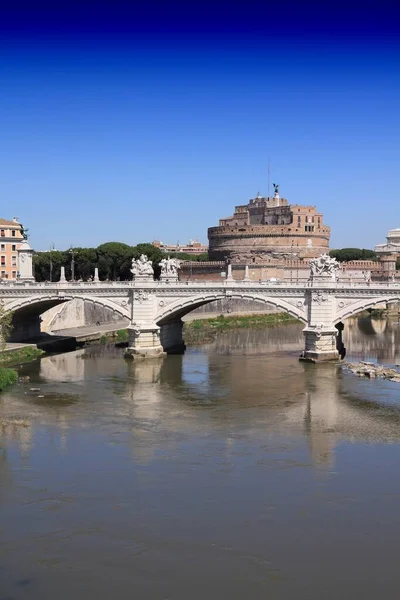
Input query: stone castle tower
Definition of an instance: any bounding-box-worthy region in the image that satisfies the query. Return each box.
[208,186,330,262]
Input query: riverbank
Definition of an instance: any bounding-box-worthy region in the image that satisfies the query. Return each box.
[183,312,300,344]
[0,346,45,368]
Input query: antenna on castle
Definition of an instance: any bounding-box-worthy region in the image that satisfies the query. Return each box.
[267,158,270,198]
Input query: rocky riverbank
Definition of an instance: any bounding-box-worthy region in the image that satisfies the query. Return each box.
[344,361,400,383]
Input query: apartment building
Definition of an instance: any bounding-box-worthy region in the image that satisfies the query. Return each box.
[0,217,24,279]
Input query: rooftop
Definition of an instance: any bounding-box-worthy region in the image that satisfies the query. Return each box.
[0,217,21,226]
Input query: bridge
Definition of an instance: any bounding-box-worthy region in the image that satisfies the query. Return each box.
[1,262,400,362]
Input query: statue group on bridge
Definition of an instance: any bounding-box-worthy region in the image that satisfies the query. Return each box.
[131,254,181,279]
[159,256,180,278]
[131,254,154,278]
[309,254,340,280]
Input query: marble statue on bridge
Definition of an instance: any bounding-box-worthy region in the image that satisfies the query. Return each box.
[310,254,340,280]
[131,254,154,278]
[159,256,181,279]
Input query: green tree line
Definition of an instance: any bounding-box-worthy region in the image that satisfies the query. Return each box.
[33,242,209,282]
[329,248,378,262]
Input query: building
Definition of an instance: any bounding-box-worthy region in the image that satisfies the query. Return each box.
[152,239,208,255]
[0,217,25,280]
[375,228,400,257]
[208,186,330,261]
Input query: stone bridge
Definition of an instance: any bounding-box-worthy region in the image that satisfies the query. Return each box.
[1,274,400,362]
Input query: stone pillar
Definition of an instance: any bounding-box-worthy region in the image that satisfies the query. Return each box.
[124,322,166,360]
[17,241,35,281]
[301,284,339,362]
[93,267,99,282]
[243,265,250,281]
[226,264,233,281]
[59,266,66,282]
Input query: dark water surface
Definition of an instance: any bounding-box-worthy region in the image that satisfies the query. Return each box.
[2,317,400,599]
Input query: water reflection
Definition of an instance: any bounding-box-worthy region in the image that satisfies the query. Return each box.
[1,318,400,471]
[2,318,400,598]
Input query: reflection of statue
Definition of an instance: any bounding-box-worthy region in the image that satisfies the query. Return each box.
[131,254,154,277]
[273,183,279,195]
[310,254,340,278]
[159,256,181,277]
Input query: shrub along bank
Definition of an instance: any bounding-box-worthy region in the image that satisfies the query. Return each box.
[0,368,18,391]
[183,313,300,344]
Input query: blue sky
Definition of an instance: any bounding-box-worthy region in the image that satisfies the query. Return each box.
[1,1,399,250]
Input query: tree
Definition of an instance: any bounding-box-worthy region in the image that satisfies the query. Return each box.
[33,250,68,282]
[97,242,134,280]
[329,248,378,262]
[69,247,98,280]
[0,305,13,349]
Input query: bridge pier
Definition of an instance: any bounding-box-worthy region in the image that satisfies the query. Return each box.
[301,326,339,362]
[124,322,166,360]
[160,320,186,354]
[300,278,340,363]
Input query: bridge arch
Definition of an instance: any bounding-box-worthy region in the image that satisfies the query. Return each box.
[334,294,400,324]
[155,292,307,325]
[4,294,131,320]
[4,294,131,341]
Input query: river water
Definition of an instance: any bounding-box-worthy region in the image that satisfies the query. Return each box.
[1,316,400,599]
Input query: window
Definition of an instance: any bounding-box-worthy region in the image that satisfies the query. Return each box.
[12,257,17,266]
[1,256,5,266]
[12,271,16,278]
[0,230,4,237]
[0,244,4,251]
[11,230,16,237]
[1,271,6,278]
[12,244,16,251]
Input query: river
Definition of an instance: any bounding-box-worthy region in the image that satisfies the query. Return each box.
[1,316,400,599]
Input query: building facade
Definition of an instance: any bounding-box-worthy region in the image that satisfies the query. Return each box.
[208,188,330,262]
[375,228,400,257]
[152,239,208,255]
[0,217,24,280]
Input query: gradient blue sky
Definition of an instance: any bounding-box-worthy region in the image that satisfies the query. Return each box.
[1,1,399,250]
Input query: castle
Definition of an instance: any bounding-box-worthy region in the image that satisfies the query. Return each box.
[208,185,330,262]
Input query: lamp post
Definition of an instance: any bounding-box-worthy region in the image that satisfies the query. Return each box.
[49,242,55,282]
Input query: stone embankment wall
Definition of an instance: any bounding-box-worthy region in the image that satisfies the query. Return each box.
[41,299,129,333]
[185,298,279,318]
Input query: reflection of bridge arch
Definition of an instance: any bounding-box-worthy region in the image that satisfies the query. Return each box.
[155,292,307,325]
[335,294,400,324]
[6,294,131,320]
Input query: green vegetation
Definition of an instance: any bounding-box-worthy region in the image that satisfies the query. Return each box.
[0,347,44,367]
[115,329,129,342]
[33,242,208,282]
[0,305,13,350]
[329,248,378,262]
[184,313,299,344]
[0,368,18,391]
[100,335,108,345]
